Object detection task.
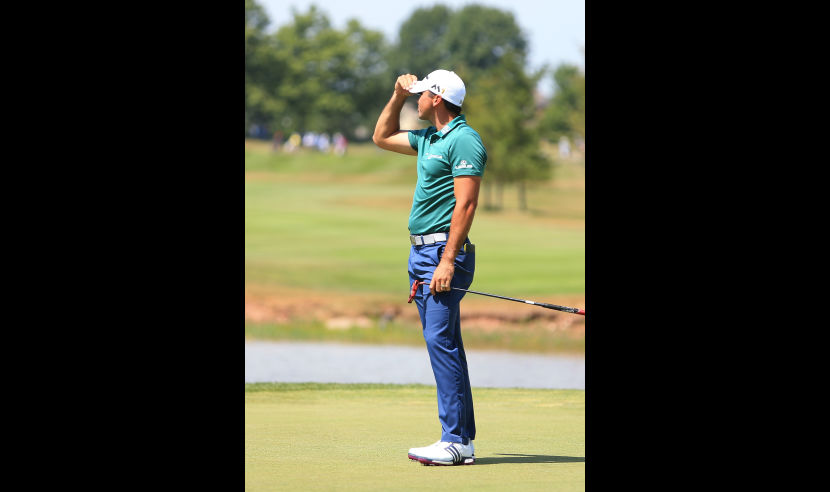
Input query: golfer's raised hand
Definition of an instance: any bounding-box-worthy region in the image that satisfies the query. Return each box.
[430,260,455,294]
[395,74,419,97]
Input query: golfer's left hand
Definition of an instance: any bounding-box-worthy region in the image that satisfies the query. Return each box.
[430,261,455,293]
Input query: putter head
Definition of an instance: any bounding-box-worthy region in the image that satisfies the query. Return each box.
[407,280,425,303]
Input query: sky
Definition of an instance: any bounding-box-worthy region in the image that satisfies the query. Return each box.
[257,0,584,97]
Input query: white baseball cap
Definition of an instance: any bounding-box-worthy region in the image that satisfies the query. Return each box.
[408,69,466,106]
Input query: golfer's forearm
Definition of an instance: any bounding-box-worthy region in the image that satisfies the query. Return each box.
[441,200,477,264]
[373,93,407,141]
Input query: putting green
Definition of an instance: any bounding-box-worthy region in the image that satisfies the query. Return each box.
[245,383,584,491]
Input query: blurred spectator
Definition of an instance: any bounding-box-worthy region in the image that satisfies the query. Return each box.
[285,132,301,152]
[333,132,348,156]
[248,124,270,139]
[272,130,283,151]
[302,131,317,148]
[558,136,571,158]
[316,133,331,153]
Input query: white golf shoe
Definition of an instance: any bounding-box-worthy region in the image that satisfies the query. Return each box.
[408,440,475,465]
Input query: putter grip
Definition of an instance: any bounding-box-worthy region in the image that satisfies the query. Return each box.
[537,302,584,315]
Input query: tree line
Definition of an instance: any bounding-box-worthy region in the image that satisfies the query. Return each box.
[245,0,585,210]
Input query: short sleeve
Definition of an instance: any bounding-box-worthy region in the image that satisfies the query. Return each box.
[449,131,487,177]
[408,129,429,150]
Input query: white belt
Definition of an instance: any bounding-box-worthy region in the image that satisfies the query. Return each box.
[410,232,448,245]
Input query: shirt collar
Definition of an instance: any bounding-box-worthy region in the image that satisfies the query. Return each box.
[430,114,466,140]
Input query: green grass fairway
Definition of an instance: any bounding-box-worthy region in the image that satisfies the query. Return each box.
[245,383,585,491]
[245,141,584,298]
[245,140,584,352]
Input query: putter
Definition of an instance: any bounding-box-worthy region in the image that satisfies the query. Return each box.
[407,280,585,316]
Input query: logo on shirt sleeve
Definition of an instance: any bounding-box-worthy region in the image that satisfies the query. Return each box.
[454,160,473,169]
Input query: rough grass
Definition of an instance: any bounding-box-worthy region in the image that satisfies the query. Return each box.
[245,383,585,491]
[245,319,585,354]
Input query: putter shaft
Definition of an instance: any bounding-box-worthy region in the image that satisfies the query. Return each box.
[409,280,585,315]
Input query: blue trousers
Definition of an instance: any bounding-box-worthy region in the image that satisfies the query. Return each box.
[408,238,476,445]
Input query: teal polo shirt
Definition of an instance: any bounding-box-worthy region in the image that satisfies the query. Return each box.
[407,115,487,235]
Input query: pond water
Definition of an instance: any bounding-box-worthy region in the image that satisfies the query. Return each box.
[245,340,584,389]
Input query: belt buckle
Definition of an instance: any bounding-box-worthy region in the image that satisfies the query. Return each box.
[423,235,436,245]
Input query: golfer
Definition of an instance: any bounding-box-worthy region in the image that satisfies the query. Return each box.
[373,69,487,466]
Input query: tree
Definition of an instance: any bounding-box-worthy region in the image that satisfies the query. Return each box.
[463,52,549,211]
[245,0,285,134]
[271,6,346,133]
[390,4,528,92]
[540,64,585,143]
[342,20,394,135]
[268,6,391,139]
[245,1,394,139]
[444,4,528,84]
[390,5,453,78]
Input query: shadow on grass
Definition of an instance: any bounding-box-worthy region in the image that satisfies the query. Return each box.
[475,453,585,465]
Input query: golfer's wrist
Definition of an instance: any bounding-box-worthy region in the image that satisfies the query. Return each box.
[439,256,456,268]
